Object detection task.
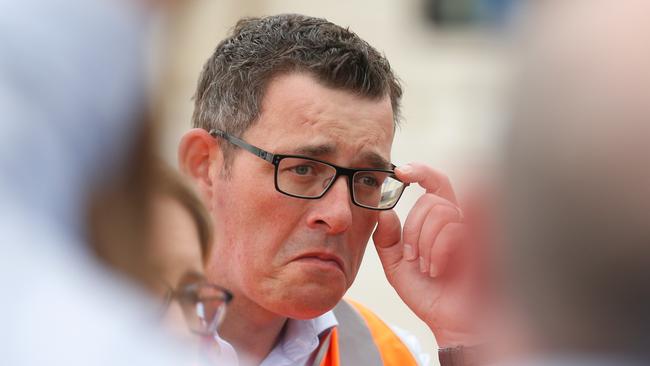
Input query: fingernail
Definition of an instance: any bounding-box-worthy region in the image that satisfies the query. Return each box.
[397,164,412,175]
[419,257,427,273]
[429,263,438,278]
[404,244,416,261]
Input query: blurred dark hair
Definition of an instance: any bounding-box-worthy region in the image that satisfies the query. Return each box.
[87,112,157,286]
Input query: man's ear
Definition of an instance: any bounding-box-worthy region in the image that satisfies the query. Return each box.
[178,128,221,204]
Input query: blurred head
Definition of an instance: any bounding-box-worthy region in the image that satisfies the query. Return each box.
[180,14,401,319]
[502,0,650,356]
[149,163,231,338]
[150,163,213,286]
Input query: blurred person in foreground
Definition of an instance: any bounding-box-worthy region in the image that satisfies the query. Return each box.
[498,0,650,363]
[0,0,218,364]
[150,163,238,364]
[178,13,470,366]
[393,0,650,364]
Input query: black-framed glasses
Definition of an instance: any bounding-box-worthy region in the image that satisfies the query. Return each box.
[160,272,233,337]
[209,129,408,210]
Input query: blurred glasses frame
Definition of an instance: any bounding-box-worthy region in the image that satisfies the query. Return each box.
[160,276,233,337]
[209,129,408,210]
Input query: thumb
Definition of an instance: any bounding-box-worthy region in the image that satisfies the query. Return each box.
[373,210,404,272]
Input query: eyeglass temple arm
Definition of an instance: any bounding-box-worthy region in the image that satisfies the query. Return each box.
[209,129,275,163]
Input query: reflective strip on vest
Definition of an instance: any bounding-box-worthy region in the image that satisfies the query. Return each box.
[316,299,419,366]
[333,300,384,365]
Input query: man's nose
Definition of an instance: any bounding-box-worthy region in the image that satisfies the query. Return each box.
[306,176,353,235]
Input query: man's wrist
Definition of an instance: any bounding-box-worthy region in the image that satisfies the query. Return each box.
[433,328,482,349]
[438,344,484,366]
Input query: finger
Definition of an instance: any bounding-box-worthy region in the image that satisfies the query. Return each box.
[428,222,464,278]
[395,162,457,204]
[417,205,461,274]
[402,193,456,262]
[373,210,403,272]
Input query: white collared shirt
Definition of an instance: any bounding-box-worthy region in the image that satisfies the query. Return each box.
[259,310,430,366]
[261,311,338,366]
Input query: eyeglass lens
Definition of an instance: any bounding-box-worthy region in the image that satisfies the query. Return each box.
[178,284,229,336]
[276,157,405,209]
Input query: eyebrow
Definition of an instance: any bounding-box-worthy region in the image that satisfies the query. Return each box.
[293,144,336,157]
[358,151,392,170]
[286,144,392,170]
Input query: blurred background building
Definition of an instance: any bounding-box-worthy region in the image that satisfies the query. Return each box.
[156,0,513,361]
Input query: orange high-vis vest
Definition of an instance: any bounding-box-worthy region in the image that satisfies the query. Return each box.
[316,299,419,366]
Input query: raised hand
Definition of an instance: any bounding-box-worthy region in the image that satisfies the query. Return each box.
[373,163,487,347]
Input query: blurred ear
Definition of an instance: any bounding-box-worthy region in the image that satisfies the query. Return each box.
[178,128,221,204]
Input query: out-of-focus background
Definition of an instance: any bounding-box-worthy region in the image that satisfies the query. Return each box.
[157,0,513,359]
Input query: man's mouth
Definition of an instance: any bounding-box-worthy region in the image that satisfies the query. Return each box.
[293,252,345,273]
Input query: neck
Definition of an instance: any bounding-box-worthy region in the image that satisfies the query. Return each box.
[218,295,287,366]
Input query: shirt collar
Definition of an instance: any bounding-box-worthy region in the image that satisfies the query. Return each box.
[261,310,338,366]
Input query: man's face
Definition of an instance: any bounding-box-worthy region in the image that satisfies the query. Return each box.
[206,73,395,319]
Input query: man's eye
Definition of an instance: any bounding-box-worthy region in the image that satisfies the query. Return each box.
[356,174,379,187]
[290,165,314,175]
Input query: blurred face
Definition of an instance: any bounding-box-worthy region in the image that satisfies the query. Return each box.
[206,73,395,318]
[149,194,204,337]
[150,194,235,365]
[150,194,204,287]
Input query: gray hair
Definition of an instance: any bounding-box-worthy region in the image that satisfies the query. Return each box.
[191,14,402,167]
